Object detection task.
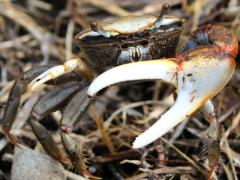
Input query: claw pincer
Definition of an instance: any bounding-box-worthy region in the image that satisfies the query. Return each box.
[87,25,238,148]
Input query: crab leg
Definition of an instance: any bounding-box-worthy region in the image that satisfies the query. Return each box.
[200,100,216,122]
[61,133,100,179]
[28,58,95,92]
[61,87,92,133]
[1,65,62,145]
[32,81,86,119]
[87,48,235,148]
[30,120,70,165]
[23,65,55,82]
[2,80,25,145]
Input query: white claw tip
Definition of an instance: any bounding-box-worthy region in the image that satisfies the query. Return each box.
[132,138,144,149]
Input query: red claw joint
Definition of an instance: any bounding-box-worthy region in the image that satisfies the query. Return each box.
[87,25,238,149]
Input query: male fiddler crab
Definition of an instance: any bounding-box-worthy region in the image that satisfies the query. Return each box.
[87,24,238,179]
[88,24,238,148]
[1,3,186,178]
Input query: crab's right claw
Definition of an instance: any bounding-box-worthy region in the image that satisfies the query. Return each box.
[87,49,236,149]
[28,58,95,92]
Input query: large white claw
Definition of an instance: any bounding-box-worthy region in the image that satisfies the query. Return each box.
[88,59,178,96]
[88,54,235,149]
[133,57,234,148]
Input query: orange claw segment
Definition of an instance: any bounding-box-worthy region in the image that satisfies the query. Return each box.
[225,39,238,58]
[207,25,238,57]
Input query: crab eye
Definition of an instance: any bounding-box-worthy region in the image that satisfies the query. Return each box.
[181,31,211,53]
[90,21,98,32]
[160,3,170,16]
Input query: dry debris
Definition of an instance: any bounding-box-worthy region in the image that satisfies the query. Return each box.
[0,0,240,179]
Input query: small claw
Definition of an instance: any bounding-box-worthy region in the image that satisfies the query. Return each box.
[88,48,235,149]
[28,65,66,91]
[28,58,95,92]
[22,64,55,82]
[88,59,178,97]
[206,118,221,179]
[61,133,85,169]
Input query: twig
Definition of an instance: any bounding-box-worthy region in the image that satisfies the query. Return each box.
[93,149,141,164]
[65,20,75,60]
[89,106,116,154]
[160,137,207,176]
[126,166,194,180]
[104,99,172,129]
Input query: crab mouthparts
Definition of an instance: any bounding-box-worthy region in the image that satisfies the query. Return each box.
[87,57,235,148]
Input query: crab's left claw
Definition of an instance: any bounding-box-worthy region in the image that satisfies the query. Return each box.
[88,58,178,96]
[88,49,236,149]
[133,52,235,148]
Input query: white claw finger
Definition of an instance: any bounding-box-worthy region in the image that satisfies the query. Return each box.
[87,59,178,97]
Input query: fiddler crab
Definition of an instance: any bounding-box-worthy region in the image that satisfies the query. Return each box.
[87,24,238,149]
[1,3,188,178]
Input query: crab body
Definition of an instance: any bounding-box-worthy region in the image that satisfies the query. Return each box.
[75,4,184,73]
[77,25,183,73]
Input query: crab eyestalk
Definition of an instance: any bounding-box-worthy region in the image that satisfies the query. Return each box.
[88,3,185,38]
[87,25,238,149]
[159,3,170,17]
[28,57,95,92]
[156,3,185,27]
